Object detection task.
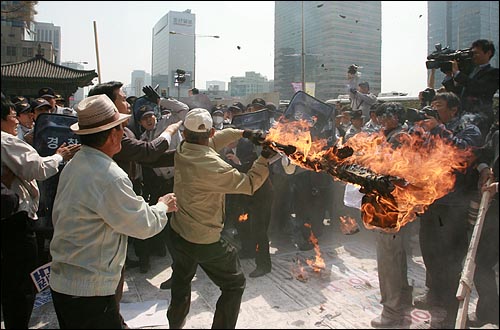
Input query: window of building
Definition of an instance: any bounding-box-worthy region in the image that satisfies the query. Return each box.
[7,46,17,56]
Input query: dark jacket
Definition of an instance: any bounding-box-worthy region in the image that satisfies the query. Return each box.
[114,127,175,180]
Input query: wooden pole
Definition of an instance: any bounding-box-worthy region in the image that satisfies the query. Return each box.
[455,179,492,328]
[93,21,102,84]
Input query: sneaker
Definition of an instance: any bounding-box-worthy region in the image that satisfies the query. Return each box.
[160,277,172,290]
[370,315,403,328]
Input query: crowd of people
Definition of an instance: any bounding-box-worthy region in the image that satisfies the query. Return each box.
[1,38,498,329]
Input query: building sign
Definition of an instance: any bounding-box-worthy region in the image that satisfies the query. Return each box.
[173,18,193,26]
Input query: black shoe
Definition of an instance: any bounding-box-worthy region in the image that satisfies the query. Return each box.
[125,258,140,268]
[249,268,271,278]
[413,293,442,309]
[467,312,499,327]
[238,250,255,259]
[139,260,150,274]
[296,242,314,251]
[370,315,403,328]
[160,277,172,290]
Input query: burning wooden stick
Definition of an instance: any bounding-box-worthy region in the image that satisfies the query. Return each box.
[268,140,409,197]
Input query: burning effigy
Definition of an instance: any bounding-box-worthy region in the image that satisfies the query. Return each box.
[265,93,473,234]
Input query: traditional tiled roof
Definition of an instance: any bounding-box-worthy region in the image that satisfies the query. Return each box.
[1,55,98,82]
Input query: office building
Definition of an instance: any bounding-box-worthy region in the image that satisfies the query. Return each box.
[1,1,54,64]
[152,9,195,98]
[131,70,151,97]
[229,71,271,98]
[274,1,382,101]
[34,22,61,64]
[428,1,499,85]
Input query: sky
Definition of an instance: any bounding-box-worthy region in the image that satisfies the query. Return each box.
[34,1,428,97]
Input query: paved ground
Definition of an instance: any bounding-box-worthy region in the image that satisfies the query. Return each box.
[17,217,499,329]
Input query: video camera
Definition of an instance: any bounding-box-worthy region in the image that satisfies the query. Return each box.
[347,64,359,75]
[426,43,474,74]
[410,106,440,122]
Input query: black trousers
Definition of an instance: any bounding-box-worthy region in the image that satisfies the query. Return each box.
[419,203,468,318]
[166,222,246,329]
[474,194,499,323]
[1,211,38,329]
[51,290,122,329]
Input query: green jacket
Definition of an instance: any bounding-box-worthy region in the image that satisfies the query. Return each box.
[171,128,269,244]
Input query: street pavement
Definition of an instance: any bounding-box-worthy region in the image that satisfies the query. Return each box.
[19,215,499,329]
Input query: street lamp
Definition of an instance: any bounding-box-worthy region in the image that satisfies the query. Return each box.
[169,31,220,88]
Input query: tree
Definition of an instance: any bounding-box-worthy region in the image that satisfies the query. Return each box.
[1,1,38,27]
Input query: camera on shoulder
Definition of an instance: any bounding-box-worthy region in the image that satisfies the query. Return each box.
[425,43,474,74]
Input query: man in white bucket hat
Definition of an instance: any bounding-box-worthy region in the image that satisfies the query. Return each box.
[49,94,178,328]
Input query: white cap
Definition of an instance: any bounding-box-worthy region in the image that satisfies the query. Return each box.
[184,108,213,132]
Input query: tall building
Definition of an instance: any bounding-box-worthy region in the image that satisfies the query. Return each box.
[130,70,151,97]
[1,1,54,64]
[229,72,271,98]
[428,1,499,85]
[34,22,61,64]
[274,1,382,101]
[61,61,86,106]
[152,9,195,98]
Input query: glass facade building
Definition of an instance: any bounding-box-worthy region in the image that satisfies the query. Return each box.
[274,1,382,101]
[428,1,499,85]
[152,10,195,98]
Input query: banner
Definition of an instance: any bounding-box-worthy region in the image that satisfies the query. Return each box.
[291,82,303,93]
[291,82,315,97]
[30,262,51,292]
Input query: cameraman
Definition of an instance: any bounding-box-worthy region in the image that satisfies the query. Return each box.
[443,39,499,138]
[413,92,482,328]
[347,65,377,120]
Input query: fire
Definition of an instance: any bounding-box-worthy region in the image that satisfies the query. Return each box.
[339,216,360,235]
[267,121,473,232]
[304,223,325,272]
[238,213,248,222]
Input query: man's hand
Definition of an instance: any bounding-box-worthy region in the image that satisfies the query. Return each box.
[261,144,277,159]
[1,165,16,188]
[481,181,498,195]
[451,60,459,75]
[56,142,81,162]
[142,85,161,104]
[478,167,494,191]
[242,129,266,145]
[349,87,358,94]
[158,192,177,213]
[164,120,183,136]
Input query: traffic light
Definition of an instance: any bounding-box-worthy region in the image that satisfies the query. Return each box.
[175,69,186,85]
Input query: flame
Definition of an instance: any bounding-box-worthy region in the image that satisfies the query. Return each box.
[267,122,473,232]
[291,258,308,282]
[339,216,360,235]
[304,223,325,272]
[238,213,248,222]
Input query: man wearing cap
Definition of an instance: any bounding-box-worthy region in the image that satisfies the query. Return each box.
[348,81,377,121]
[166,108,276,329]
[38,87,77,116]
[22,98,54,146]
[1,98,80,329]
[49,94,178,329]
[14,100,34,141]
[250,98,267,112]
[344,110,365,142]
